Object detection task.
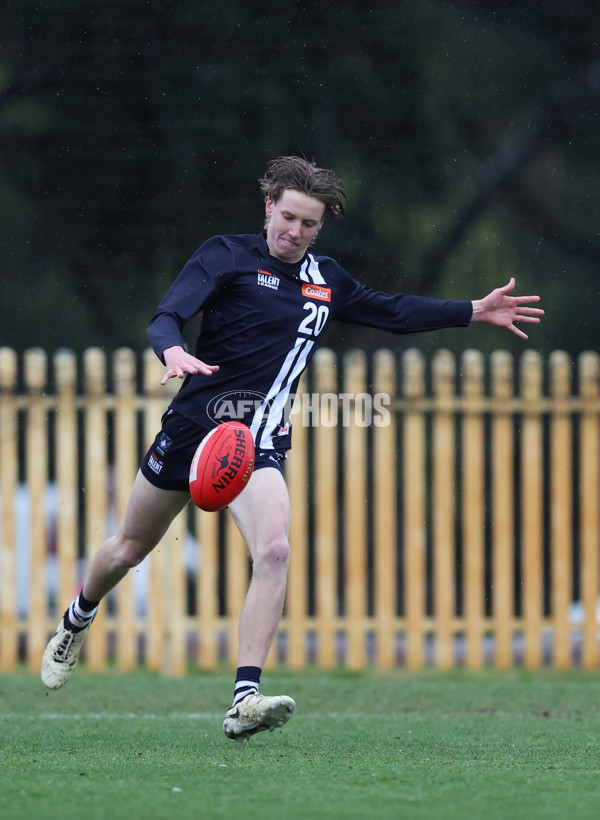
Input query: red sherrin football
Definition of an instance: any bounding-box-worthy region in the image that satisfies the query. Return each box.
[189,421,255,511]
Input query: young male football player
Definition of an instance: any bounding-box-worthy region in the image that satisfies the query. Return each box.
[42,156,544,740]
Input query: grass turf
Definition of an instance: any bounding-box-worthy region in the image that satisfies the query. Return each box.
[1,668,600,819]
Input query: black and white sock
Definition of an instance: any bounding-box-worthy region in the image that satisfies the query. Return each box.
[232,666,261,707]
[63,590,99,634]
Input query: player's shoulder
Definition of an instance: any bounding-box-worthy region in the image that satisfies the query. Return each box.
[194,232,262,256]
[307,251,351,285]
[311,252,340,269]
[184,234,264,279]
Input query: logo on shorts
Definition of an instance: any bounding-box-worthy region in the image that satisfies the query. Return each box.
[148,452,163,475]
[156,433,172,457]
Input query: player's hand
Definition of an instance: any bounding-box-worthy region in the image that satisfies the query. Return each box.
[471,278,544,340]
[161,346,219,385]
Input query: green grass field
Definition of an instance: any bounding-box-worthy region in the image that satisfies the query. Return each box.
[1,668,600,820]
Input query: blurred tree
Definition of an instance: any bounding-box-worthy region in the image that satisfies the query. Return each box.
[1,0,598,359]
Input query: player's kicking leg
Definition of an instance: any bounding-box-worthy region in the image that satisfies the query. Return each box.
[41,472,189,689]
[223,465,296,740]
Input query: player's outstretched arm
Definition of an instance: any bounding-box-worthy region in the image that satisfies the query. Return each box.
[471,277,544,340]
[161,345,220,385]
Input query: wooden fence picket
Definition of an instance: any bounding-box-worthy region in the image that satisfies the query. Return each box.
[25,349,47,671]
[550,351,573,669]
[432,350,456,668]
[579,352,600,669]
[343,349,368,670]
[0,347,18,670]
[461,349,485,669]
[402,349,427,668]
[521,350,544,669]
[372,349,397,668]
[83,347,109,671]
[54,350,78,619]
[313,348,338,669]
[491,350,515,668]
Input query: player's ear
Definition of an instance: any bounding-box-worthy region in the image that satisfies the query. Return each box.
[265,197,274,218]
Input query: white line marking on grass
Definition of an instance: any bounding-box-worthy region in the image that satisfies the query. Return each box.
[4,712,223,721]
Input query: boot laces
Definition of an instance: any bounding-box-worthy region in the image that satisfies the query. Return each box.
[53,631,75,663]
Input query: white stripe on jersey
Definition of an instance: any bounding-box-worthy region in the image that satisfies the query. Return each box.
[299,254,327,284]
[251,254,325,448]
[250,336,314,449]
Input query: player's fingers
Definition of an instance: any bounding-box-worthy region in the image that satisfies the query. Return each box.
[162,360,218,384]
[515,306,544,315]
[196,362,219,376]
[514,294,541,304]
[509,323,528,340]
[500,277,516,293]
[160,369,178,385]
[514,314,541,323]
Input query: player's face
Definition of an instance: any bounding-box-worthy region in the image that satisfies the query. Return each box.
[265,189,325,263]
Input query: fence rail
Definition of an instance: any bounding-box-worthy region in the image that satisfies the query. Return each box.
[0,345,599,674]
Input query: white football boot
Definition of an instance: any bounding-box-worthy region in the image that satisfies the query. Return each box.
[41,619,92,690]
[223,693,296,741]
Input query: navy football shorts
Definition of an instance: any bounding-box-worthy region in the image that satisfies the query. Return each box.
[140,410,287,492]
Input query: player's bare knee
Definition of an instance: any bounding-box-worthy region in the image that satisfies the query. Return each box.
[254,536,290,574]
[109,536,149,572]
[115,550,143,571]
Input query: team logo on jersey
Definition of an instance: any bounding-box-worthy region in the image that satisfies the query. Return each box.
[302,283,331,302]
[257,270,280,290]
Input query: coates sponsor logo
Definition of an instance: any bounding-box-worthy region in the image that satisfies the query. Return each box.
[257,270,280,290]
[302,283,331,302]
[206,390,272,424]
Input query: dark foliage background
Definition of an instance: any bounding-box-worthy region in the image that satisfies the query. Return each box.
[1,0,598,359]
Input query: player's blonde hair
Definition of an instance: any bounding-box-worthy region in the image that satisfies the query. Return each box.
[259,156,347,219]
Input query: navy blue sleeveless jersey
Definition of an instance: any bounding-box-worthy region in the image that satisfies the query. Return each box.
[147,232,472,451]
